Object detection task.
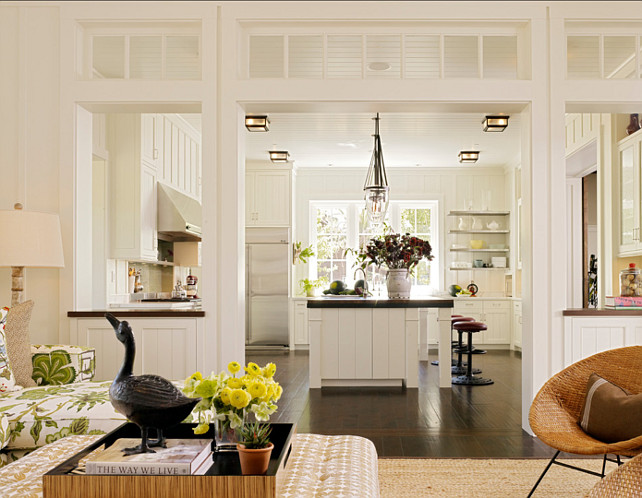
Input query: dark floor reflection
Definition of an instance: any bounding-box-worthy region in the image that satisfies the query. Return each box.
[247,348,553,457]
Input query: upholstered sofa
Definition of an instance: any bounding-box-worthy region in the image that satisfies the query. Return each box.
[0,345,126,465]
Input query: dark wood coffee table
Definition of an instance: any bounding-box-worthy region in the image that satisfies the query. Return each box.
[43,422,296,498]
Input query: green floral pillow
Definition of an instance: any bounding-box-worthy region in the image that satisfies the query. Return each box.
[0,413,9,450]
[31,345,96,386]
[0,307,18,393]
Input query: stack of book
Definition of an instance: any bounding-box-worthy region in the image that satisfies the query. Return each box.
[604,296,642,309]
[85,439,213,476]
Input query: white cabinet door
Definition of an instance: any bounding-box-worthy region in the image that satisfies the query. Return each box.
[293,301,309,345]
[141,114,162,169]
[618,141,640,254]
[482,301,511,344]
[512,301,522,349]
[140,164,158,261]
[254,171,290,226]
[246,171,257,225]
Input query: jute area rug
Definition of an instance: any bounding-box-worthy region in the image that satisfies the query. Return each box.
[378,458,617,497]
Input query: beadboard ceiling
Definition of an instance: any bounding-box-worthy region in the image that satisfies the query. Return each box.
[244,113,521,168]
[179,112,521,168]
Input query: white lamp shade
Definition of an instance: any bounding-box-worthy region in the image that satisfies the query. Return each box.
[0,209,64,268]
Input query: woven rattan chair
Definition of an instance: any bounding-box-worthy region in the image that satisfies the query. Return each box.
[528,346,642,497]
[588,452,642,497]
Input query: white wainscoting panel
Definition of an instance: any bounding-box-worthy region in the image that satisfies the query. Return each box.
[564,316,642,368]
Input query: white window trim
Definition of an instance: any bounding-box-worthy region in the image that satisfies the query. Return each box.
[309,199,442,294]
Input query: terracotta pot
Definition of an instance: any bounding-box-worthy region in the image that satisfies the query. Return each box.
[237,442,274,475]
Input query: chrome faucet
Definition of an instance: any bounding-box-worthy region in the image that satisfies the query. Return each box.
[353,268,369,297]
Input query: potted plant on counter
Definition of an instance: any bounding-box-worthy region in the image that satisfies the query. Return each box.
[236,421,274,475]
[298,277,328,297]
[354,232,433,299]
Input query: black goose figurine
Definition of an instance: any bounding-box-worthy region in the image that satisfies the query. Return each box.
[105,313,201,455]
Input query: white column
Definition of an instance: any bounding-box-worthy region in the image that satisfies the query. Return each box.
[437,307,452,388]
[308,308,322,388]
[404,308,419,388]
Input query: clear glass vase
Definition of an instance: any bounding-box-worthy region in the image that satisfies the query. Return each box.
[214,412,245,452]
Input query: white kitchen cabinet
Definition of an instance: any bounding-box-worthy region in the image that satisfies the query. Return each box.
[141,114,163,169]
[161,115,201,201]
[453,299,511,345]
[512,300,522,349]
[617,134,641,255]
[292,299,309,347]
[109,114,159,262]
[70,317,202,381]
[246,169,291,226]
[482,300,511,344]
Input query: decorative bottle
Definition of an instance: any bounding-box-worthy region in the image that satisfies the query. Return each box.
[627,114,641,135]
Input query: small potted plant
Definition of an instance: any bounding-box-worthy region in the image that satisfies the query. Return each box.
[298,277,328,297]
[293,241,315,264]
[236,421,274,475]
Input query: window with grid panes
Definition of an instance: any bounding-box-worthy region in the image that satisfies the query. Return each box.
[311,201,439,294]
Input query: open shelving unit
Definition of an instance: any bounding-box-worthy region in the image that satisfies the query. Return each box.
[447,211,511,270]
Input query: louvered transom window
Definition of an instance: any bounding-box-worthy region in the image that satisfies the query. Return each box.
[444,36,478,78]
[250,35,285,78]
[483,36,518,79]
[327,35,363,78]
[247,32,522,80]
[404,35,440,79]
[366,35,401,79]
[81,22,201,80]
[289,35,324,78]
[567,31,642,79]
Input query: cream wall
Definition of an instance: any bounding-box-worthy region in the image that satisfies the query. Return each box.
[0,6,62,344]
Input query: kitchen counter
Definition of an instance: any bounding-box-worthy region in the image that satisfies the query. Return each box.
[563,308,642,316]
[68,310,205,318]
[307,297,454,389]
[307,297,453,308]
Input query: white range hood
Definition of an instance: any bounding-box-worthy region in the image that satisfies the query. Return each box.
[157,183,202,242]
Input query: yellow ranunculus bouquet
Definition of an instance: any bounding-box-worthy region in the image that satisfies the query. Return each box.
[182,361,282,435]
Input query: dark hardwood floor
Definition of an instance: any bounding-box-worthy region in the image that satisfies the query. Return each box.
[247,348,558,458]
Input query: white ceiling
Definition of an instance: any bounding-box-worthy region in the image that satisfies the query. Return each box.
[245,113,521,168]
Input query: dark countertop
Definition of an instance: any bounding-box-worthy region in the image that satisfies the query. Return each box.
[68,310,205,318]
[307,297,454,308]
[563,308,642,316]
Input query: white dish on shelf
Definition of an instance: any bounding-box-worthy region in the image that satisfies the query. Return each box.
[451,261,473,269]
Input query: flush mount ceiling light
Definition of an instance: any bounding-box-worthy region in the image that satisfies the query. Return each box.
[458,150,480,164]
[367,62,391,71]
[482,115,509,132]
[245,115,270,132]
[269,150,290,163]
[363,113,389,227]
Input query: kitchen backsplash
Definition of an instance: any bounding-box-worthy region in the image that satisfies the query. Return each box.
[129,263,175,294]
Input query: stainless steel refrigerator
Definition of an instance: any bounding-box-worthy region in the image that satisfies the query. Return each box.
[245,228,290,347]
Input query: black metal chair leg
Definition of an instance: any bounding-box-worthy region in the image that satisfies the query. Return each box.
[601,454,608,477]
[616,455,622,466]
[528,450,560,498]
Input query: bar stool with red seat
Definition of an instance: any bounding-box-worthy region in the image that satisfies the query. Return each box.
[452,321,493,386]
[431,316,481,374]
[451,317,481,375]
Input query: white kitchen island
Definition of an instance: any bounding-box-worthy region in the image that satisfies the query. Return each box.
[307,297,454,389]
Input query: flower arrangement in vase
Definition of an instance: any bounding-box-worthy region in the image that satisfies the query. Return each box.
[236,421,274,475]
[353,232,434,298]
[182,361,282,451]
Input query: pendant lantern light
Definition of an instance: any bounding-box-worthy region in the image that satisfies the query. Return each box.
[363,113,389,227]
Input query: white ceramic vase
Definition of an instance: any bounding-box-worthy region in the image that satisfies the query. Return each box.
[386,269,411,299]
